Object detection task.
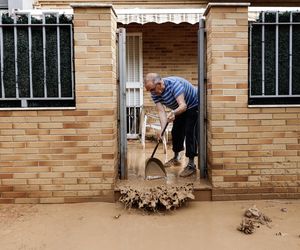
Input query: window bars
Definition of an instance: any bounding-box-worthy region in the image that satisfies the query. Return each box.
[249,11,300,105]
[125,34,143,139]
[0,11,74,108]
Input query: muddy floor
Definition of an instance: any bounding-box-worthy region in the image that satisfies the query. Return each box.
[124,140,211,189]
[1,200,300,250]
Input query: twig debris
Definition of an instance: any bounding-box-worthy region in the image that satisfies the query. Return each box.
[237,205,272,234]
[276,232,288,236]
[238,218,256,234]
[280,208,288,213]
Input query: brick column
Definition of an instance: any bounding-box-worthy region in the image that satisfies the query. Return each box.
[204,3,249,200]
[72,3,118,202]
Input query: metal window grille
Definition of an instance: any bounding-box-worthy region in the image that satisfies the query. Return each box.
[126,34,143,138]
[249,11,300,105]
[0,11,74,108]
[0,0,7,9]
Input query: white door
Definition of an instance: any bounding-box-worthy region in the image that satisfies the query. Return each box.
[126,33,143,139]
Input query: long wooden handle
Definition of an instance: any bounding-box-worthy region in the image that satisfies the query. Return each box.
[150,122,169,158]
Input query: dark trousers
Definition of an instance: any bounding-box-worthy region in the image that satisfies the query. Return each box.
[171,106,198,158]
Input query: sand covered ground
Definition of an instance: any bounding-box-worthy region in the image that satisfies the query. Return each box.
[1,199,300,250]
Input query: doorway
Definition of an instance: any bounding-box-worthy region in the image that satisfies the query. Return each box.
[118,21,207,182]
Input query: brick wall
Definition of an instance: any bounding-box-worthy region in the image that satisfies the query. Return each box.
[205,4,300,200]
[0,5,118,203]
[2,3,299,203]
[119,23,198,108]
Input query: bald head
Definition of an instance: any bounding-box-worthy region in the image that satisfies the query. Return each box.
[144,73,165,95]
[144,73,161,85]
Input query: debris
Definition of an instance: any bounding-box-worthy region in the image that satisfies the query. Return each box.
[113,214,121,219]
[244,205,272,225]
[276,232,288,236]
[280,208,288,213]
[0,204,38,225]
[237,205,272,234]
[237,218,256,234]
[119,183,194,212]
[245,206,260,218]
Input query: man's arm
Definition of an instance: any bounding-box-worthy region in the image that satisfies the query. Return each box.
[167,93,187,122]
[155,102,167,138]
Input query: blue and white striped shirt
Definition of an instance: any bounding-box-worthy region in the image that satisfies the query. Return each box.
[151,76,198,110]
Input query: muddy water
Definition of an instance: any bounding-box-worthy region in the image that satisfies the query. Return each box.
[119,140,210,190]
[1,200,300,250]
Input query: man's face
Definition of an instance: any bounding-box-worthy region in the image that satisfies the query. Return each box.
[145,80,163,96]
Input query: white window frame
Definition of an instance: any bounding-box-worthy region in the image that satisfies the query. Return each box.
[126,32,143,139]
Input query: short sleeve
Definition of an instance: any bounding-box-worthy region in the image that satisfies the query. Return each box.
[173,79,184,98]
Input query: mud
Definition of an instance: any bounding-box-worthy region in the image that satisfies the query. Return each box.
[1,200,300,250]
[0,204,38,225]
[119,183,194,211]
[238,205,272,234]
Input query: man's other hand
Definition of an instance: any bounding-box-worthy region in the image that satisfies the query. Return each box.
[167,110,175,122]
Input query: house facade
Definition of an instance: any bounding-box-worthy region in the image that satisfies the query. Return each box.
[0,1,299,203]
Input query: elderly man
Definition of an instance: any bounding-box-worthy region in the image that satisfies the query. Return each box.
[144,73,199,177]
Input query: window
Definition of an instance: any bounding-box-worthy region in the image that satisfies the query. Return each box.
[0,0,7,10]
[249,11,300,105]
[0,12,74,108]
[126,33,143,138]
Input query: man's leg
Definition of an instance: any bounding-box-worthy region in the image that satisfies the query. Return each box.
[179,107,198,177]
[164,112,186,167]
[185,107,198,159]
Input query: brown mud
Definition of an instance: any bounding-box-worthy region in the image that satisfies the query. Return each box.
[119,183,194,211]
[1,200,300,250]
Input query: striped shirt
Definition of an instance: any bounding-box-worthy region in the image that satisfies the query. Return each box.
[151,76,198,110]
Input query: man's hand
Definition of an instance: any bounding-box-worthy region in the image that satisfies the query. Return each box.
[167,110,176,122]
[156,130,162,141]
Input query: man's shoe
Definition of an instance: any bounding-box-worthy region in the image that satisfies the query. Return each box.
[164,158,181,168]
[179,163,196,177]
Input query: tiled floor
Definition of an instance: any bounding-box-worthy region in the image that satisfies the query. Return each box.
[116,140,211,190]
